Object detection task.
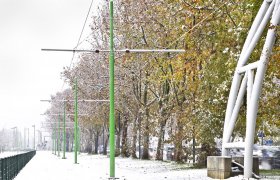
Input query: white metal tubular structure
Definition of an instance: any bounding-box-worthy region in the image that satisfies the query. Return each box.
[221,0,280,178]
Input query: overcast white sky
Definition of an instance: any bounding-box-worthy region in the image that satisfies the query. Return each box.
[0,0,100,131]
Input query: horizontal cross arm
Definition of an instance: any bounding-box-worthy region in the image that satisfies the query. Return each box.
[41,48,186,53]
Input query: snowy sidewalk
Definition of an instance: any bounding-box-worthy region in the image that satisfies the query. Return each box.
[14,151,211,180]
[13,151,280,180]
[14,151,247,180]
[10,151,274,180]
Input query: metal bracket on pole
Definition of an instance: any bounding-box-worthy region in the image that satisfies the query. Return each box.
[40,99,109,102]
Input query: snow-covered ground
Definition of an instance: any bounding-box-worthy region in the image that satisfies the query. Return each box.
[14,151,248,180]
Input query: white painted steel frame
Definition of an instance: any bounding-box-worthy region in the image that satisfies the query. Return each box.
[221,0,280,178]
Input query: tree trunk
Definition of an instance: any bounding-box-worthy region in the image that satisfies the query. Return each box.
[156,120,166,160]
[192,126,196,164]
[85,129,93,154]
[121,115,129,157]
[94,131,99,154]
[138,115,142,159]
[174,120,183,162]
[142,73,150,160]
[103,134,109,155]
[71,132,74,152]
[142,107,150,159]
[116,113,121,156]
[130,116,138,158]
[66,132,70,152]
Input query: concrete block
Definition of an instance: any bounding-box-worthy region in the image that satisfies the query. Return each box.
[207,156,232,179]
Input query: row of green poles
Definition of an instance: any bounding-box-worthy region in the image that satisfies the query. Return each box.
[52,119,60,156]
[50,81,79,162]
[50,0,114,173]
[109,0,115,178]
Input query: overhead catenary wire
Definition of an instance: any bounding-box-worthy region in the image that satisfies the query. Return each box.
[75,0,94,49]
[61,0,94,90]
[70,0,94,68]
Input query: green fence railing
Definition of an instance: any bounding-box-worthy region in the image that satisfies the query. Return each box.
[0,150,36,180]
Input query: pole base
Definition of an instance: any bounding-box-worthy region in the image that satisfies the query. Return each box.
[108,177,119,180]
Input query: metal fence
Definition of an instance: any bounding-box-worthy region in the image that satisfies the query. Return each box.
[0,151,36,180]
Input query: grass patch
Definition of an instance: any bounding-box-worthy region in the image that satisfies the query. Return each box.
[260,169,280,176]
[171,163,206,170]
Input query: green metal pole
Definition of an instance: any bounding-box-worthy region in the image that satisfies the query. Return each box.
[74,78,78,164]
[58,117,60,157]
[78,126,80,154]
[109,0,115,177]
[51,139,52,153]
[62,101,66,159]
